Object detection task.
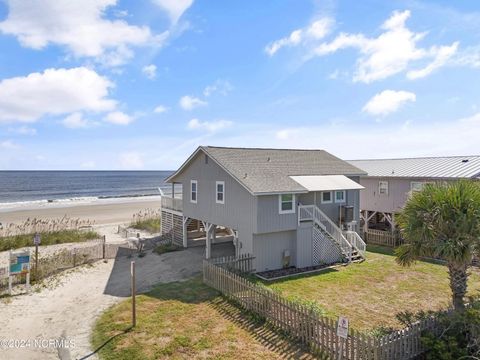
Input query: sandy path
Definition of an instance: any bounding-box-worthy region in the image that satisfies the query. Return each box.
[0,244,234,360]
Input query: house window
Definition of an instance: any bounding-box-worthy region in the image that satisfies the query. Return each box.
[335,190,346,203]
[379,181,389,195]
[279,194,295,214]
[216,181,225,204]
[190,180,197,203]
[321,191,332,204]
[410,181,424,192]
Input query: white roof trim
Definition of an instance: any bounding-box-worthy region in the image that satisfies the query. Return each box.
[290,175,364,192]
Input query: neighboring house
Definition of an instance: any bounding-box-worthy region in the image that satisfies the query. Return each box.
[348,156,480,235]
[161,146,367,272]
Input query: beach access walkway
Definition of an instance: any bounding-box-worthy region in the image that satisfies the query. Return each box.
[0,243,234,360]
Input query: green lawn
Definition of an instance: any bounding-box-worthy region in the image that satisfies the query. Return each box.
[261,246,480,331]
[92,277,313,360]
[0,230,100,251]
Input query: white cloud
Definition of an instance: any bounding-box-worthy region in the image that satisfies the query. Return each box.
[179,95,207,110]
[142,64,157,79]
[363,90,416,116]
[0,0,163,66]
[119,151,144,169]
[0,140,19,149]
[266,18,333,56]
[0,67,116,123]
[104,111,134,125]
[8,125,36,135]
[62,112,90,129]
[203,79,233,97]
[187,118,232,133]
[407,42,459,79]
[154,105,168,113]
[313,10,458,83]
[152,0,194,24]
[261,113,478,158]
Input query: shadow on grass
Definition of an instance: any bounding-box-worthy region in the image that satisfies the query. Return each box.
[366,245,396,256]
[139,277,320,359]
[208,296,322,359]
[143,276,218,304]
[367,244,448,266]
[79,326,134,360]
[255,267,340,286]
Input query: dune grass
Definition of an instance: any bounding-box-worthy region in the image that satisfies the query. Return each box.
[91,276,314,360]
[130,218,161,233]
[259,245,480,331]
[0,230,100,251]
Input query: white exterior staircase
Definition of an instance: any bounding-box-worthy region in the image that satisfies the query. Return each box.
[298,204,366,263]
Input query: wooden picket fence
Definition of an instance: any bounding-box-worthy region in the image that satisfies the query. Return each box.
[203,256,447,359]
[0,239,132,293]
[365,229,402,247]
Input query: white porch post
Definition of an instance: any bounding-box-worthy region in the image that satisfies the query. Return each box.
[205,222,212,259]
[233,230,239,258]
[212,225,216,244]
[182,216,190,248]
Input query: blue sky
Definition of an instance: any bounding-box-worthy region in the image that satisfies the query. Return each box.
[0,0,479,170]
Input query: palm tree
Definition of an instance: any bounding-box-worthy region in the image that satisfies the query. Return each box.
[396,180,480,310]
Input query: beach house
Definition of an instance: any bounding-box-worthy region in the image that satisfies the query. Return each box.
[160,146,367,272]
[348,156,480,245]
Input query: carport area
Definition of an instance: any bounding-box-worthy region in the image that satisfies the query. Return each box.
[182,217,239,259]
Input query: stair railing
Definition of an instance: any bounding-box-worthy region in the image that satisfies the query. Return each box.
[299,204,353,262]
[344,231,366,258]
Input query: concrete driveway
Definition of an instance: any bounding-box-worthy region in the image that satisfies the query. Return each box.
[0,243,234,360]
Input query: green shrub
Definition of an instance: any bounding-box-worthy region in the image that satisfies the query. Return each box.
[153,243,181,255]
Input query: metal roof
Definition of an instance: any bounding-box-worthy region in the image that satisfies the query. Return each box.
[167,146,366,194]
[290,175,365,192]
[348,156,480,179]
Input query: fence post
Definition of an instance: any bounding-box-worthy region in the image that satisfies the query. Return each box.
[73,249,77,267]
[102,235,106,259]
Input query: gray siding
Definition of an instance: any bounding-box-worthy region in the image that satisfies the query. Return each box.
[296,225,313,268]
[256,195,298,233]
[256,176,362,233]
[358,177,445,213]
[253,230,296,272]
[173,151,257,254]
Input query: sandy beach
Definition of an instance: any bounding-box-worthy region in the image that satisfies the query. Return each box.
[0,197,162,225]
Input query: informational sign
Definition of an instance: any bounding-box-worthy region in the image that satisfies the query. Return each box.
[34,233,41,246]
[337,316,349,339]
[10,251,30,275]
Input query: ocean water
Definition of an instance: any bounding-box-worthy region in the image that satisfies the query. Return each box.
[0,171,174,208]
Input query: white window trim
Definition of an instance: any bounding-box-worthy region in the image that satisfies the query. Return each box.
[379,181,389,195]
[410,181,423,192]
[334,190,346,203]
[321,191,333,204]
[216,181,225,204]
[278,194,295,214]
[190,180,197,204]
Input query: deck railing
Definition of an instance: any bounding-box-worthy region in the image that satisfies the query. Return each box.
[161,196,183,212]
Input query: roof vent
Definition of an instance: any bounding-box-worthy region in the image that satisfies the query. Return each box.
[462,159,469,163]
[243,173,248,179]
[267,157,271,162]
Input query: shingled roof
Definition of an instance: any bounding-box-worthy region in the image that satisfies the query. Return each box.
[349,156,480,179]
[167,146,366,194]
